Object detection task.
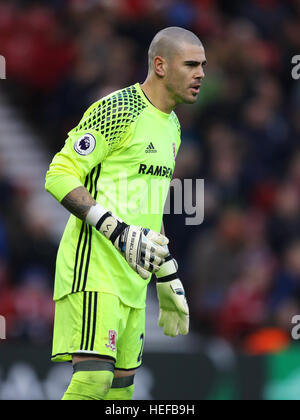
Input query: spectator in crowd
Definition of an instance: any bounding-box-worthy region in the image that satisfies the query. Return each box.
[269,239,300,328]
[188,206,247,335]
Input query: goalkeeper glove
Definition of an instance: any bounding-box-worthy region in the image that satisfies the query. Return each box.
[86,204,169,279]
[156,253,189,337]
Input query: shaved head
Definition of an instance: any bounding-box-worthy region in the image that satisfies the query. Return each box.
[148,27,202,70]
[141,26,206,111]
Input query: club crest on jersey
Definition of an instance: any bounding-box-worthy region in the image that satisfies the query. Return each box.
[74,133,96,155]
[105,330,117,352]
[172,142,176,161]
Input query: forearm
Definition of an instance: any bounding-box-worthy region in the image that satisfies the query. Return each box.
[61,186,97,221]
[60,186,168,280]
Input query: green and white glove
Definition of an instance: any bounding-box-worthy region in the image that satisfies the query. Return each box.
[156,252,189,337]
[86,204,169,280]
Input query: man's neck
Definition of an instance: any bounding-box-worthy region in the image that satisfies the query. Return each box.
[140,77,176,114]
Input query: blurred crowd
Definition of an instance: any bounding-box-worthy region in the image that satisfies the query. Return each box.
[1,0,300,351]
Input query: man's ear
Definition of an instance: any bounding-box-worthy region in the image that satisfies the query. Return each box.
[153,56,167,77]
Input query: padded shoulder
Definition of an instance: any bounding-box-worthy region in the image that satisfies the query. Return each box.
[74,85,147,150]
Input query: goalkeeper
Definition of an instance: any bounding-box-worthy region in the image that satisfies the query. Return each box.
[45,26,206,401]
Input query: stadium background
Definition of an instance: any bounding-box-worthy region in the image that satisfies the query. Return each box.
[0,0,300,400]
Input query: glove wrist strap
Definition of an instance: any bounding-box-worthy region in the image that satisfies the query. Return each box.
[156,255,178,282]
[157,272,178,283]
[86,203,127,241]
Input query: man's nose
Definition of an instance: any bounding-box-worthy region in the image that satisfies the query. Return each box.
[195,68,205,80]
[199,68,205,79]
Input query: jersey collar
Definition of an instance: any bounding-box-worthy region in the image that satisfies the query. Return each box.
[135,83,172,120]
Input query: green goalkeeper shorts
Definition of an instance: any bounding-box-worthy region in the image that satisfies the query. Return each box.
[51,291,145,370]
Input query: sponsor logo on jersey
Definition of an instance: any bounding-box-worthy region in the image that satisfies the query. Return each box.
[74,133,96,155]
[105,330,117,352]
[138,163,173,179]
[145,142,157,153]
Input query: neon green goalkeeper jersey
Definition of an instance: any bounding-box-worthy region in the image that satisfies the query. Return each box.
[45,83,181,308]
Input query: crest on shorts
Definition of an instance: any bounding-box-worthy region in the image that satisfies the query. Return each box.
[74,133,96,155]
[105,330,117,352]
